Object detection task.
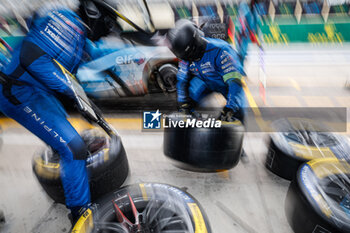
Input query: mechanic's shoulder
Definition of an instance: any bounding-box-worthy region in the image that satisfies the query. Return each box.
[204,37,220,48]
[205,37,231,53]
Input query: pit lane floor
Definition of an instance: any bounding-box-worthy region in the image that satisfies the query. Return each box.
[1,44,350,233]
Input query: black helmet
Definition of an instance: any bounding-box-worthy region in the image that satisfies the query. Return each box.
[78,0,114,41]
[167,19,207,62]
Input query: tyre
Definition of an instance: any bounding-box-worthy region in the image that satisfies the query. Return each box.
[32,129,129,203]
[72,183,212,233]
[265,118,350,180]
[163,113,244,172]
[158,63,177,93]
[285,158,350,233]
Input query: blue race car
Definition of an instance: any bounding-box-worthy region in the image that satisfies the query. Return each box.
[77,38,178,101]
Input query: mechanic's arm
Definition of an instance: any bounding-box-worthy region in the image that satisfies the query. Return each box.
[217,50,244,112]
[20,41,75,99]
[176,60,191,105]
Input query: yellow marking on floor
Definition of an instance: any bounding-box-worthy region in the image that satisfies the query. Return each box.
[241,80,272,131]
[69,118,94,132]
[242,79,261,116]
[269,96,302,107]
[0,118,17,129]
[289,78,301,91]
[216,169,230,179]
[105,118,142,129]
[337,123,350,135]
[0,117,142,131]
[335,96,350,108]
[255,117,272,132]
[302,96,334,107]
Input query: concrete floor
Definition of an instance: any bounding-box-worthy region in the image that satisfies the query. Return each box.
[0,128,292,233]
[1,44,350,233]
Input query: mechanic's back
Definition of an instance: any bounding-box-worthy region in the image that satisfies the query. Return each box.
[2,6,85,97]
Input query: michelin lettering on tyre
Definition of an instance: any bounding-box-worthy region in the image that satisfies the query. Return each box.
[145,183,209,233]
[151,183,192,202]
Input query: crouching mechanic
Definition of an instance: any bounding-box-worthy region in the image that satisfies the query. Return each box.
[167,20,247,123]
[0,1,114,223]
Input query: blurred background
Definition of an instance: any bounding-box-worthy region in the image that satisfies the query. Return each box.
[1,0,349,43]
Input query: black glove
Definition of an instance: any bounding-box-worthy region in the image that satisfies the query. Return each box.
[220,107,239,122]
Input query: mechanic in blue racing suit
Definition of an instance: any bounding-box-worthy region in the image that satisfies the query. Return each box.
[167,20,246,122]
[0,1,115,222]
[236,0,260,64]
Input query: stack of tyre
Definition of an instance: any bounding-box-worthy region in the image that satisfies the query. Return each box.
[264,118,350,233]
[163,112,245,172]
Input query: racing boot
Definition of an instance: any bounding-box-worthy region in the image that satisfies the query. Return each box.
[68,203,92,227]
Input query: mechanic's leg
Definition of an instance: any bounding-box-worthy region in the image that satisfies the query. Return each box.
[0,90,90,218]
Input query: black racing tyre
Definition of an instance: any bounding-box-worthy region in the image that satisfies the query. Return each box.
[72,183,212,233]
[163,113,244,172]
[285,158,350,233]
[265,118,350,180]
[32,129,129,203]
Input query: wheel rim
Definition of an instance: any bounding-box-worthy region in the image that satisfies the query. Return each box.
[159,64,177,92]
[284,130,337,147]
[298,160,350,230]
[319,174,350,220]
[93,193,193,233]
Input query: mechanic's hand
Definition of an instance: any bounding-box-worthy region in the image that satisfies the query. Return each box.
[220,107,239,122]
[178,102,192,115]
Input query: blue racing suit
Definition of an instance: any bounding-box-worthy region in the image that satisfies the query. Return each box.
[177,37,246,120]
[0,7,90,210]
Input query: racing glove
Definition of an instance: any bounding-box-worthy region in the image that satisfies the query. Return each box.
[220,106,240,122]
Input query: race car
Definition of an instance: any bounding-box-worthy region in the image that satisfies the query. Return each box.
[76,39,178,101]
